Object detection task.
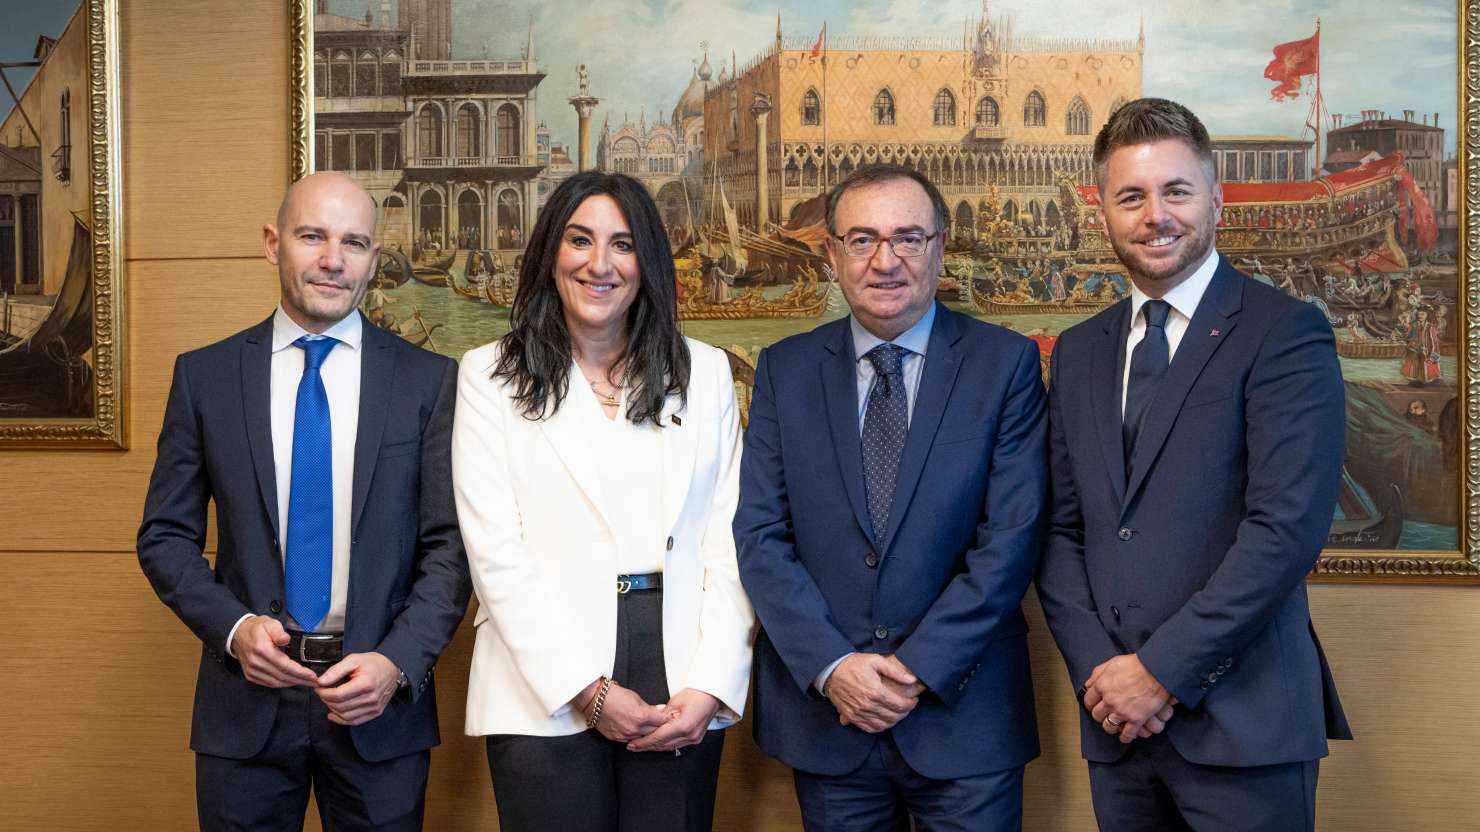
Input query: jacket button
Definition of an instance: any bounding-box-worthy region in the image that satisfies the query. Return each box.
[864,552,879,568]
[1206,671,1219,683]
[1223,657,1234,669]
[1117,527,1133,541]
[1200,680,1212,690]
[269,600,283,614]
[874,625,889,640]
[666,536,674,551]
[1111,606,1121,621]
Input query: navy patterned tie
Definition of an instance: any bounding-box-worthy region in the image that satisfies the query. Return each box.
[284,335,338,632]
[862,344,909,543]
[1123,300,1171,473]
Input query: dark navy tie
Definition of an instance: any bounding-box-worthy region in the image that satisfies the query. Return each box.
[1123,300,1171,473]
[862,344,909,543]
[285,335,338,632]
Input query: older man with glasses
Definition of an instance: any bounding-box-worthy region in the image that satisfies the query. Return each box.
[735,163,1048,831]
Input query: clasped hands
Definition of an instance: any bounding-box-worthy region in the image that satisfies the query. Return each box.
[231,614,402,727]
[825,653,925,734]
[573,678,721,754]
[1082,653,1178,744]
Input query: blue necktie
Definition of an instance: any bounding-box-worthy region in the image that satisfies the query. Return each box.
[285,335,338,632]
[862,344,909,543]
[1123,300,1171,473]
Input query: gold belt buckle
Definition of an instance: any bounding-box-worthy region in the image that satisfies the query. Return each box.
[617,578,633,594]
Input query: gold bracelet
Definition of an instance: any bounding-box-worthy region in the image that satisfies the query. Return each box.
[585,676,614,729]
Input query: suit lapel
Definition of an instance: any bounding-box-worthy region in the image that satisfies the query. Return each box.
[241,316,280,543]
[351,318,395,536]
[658,392,699,537]
[1123,259,1243,510]
[880,306,961,552]
[819,320,877,549]
[539,366,614,533]
[1093,300,1131,507]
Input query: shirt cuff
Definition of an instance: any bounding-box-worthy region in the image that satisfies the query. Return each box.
[224,613,256,659]
[814,653,852,695]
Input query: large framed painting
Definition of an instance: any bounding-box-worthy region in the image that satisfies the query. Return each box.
[0,0,124,448]
[292,0,1477,581]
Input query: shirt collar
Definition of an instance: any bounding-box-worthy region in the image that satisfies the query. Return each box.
[1129,248,1219,327]
[850,302,936,363]
[271,305,364,353]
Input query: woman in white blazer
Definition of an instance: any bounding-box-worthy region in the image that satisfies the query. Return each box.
[451,171,755,832]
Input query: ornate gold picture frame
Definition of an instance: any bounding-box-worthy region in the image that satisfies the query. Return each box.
[0,0,125,448]
[290,0,1478,581]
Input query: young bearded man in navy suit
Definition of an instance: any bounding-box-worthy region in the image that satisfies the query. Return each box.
[1036,98,1351,832]
[138,172,469,830]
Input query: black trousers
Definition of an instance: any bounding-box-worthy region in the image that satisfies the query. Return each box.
[195,684,428,832]
[486,588,726,832]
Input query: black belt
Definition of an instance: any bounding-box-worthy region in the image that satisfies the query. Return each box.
[617,573,662,594]
[284,629,344,667]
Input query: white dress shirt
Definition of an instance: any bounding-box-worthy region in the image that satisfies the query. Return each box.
[587,376,666,575]
[226,307,362,654]
[1121,249,1219,416]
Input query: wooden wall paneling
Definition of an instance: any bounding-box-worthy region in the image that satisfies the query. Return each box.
[121,0,290,262]
[1,259,279,554]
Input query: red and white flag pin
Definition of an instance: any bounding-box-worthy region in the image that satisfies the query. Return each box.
[1210,328,1221,337]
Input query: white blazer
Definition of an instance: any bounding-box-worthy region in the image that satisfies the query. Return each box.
[452,337,755,737]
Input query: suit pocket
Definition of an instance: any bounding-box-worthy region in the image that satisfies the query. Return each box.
[379,438,420,460]
[934,431,990,447]
[1183,390,1236,410]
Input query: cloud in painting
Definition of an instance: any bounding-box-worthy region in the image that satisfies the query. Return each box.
[326,0,1459,159]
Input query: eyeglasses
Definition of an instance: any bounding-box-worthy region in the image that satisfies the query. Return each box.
[831,231,940,259]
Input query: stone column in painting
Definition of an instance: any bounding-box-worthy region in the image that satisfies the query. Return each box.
[750,92,773,230]
[569,64,600,172]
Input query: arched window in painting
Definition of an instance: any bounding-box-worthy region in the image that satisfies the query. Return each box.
[1066,97,1090,135]
[801,88,820,126]
[417,104,443,160]
[975,97,999,127]
[456,103,481,158]
[497,104,522,159]
[933,88,956,127]
[1024,91,1046,127]
[497,189,523,244]
[419,189,444,245]
[873,89,895,126]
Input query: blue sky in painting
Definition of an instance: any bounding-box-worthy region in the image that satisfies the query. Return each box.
[0,1,80,124]
[356,0,1458,160]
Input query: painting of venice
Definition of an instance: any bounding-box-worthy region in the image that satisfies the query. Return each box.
[1,1,106,430]
[309,0,1460,551]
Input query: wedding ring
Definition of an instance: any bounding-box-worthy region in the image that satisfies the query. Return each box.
[1106,716,1124,728]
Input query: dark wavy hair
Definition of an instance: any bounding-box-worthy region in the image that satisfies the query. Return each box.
[492,171,689,426]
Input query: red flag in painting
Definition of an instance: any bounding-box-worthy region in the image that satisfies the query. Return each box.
[1396,161,1439,251]
[1264,30,1319,101]
[809,23,825,61]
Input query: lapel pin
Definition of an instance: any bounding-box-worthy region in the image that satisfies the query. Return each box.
[1209,329,1221,337]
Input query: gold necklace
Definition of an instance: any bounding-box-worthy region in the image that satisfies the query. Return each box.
[583,374,622,407]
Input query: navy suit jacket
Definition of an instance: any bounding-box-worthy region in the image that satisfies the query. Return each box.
[138,314,470,763]
[735,303,1046,779]
[1037,257,1352,767]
